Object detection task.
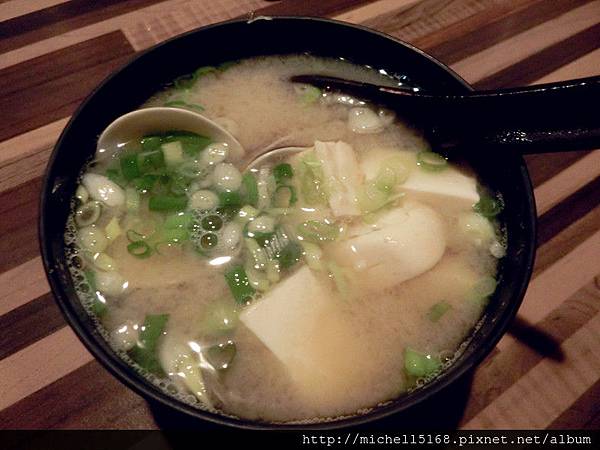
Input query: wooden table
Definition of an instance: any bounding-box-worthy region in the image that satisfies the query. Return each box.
[0,0,599,431]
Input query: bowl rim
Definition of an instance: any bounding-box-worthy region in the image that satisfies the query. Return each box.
[39,15,536,430]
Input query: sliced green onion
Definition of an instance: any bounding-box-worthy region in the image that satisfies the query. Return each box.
[105,217,122,241]
[105,168,126,188]
[297,220,339,243]
[163,100,204,112]
[218,190,242,207]
[404,348,442,378]
[148,194,188,211]
[164,212,193,229]
[169,174,190,195]
[328,261,350,299]
[276,241,302,269]
[75,201,101,227]
[358,182,390,214]
[374,166,397,192]
[177,161,206,179]
[84,269,107,316]
[474,194,503,218]
[416,151,448,171]
[128,314,169,376]
[242,173,259,207]
[92,252,116,271]
[174,73,196,90]
[265,258,280,283]
[138,149,165,171]
[273,163,294,184]
[244,238,268,271]
[224,266,255,305]
[300,242,324,271]
[120,154,140,180]
[273,185,297,207]
[300,164,326,205]
[201,300,239,335]
[468,276,497,302]
[195,66,218,78]
[125,187,140,211]
[296,85,322,104]
[126,229,146,242]
[162,228,189,243]
[245,265,271,292]
[134,174,159,193]
[127,241,153,258]
[164,131,211,156]
[140,135,163,152]
[247,215,275,235]
[427,301,451,322]
[237,205,260,224]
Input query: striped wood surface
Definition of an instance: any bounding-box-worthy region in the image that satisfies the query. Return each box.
[0,0,599,430]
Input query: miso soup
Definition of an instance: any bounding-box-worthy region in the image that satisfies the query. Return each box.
[65,56,505,422]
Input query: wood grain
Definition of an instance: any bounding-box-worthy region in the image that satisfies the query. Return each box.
[0,31,134,142]
[0,0,598,432]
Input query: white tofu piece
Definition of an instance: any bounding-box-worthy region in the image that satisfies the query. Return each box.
[330,202,446,292]
[402,166,480,212]
[239,266,369,404]
[314,140,362,217]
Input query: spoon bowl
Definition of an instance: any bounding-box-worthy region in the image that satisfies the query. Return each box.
[96,107,245,160]
[246,146,310,171]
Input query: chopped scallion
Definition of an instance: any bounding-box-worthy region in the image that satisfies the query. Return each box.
[474,194,503,218]
[416,151,448,171]
[224,266,255,304]
[427,301,451,322]
[127,241,153,258]
[242,173,259,207]
[148,194,188,211]
[404,348,441,377]
[273,185,297,207]
[297,220,339,243]
[164,212,193,229]
[140,135,163,152]
[163,100,204,112]
[273,163,294,184]
[128,314,169,376]
[134,174,159,193]
[120,154,140,180]
[218,190,242,207]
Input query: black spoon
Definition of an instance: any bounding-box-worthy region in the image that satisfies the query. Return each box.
[291,74,600,154]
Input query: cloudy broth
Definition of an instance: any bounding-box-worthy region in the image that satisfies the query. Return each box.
[66,55,505,422]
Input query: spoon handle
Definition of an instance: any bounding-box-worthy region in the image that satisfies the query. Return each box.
[292,75,600,154]
[432,76,600,154]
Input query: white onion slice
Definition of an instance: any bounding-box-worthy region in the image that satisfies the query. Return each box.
[78,226,107,253]
[190,190,218,211]
[110,320,138,351]
[96,270,128,296]
[82,173,125,207]
[213,163,242,192]
[348,107,384,134]
[200,142,229,165]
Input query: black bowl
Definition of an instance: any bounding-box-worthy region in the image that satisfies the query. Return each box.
[40,16,536,429]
